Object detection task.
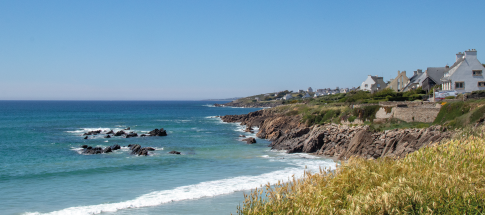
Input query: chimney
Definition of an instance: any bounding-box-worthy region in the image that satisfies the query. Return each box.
[397,70,400,76]
[417,69,422,74]
[446,65,449,68]
[414,71,417,76]
[456,52,464,62]
[464,49,477,59]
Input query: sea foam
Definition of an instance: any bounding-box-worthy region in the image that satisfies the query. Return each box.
[24,157,334,215]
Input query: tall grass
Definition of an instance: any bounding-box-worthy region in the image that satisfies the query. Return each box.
[237,129,485,214]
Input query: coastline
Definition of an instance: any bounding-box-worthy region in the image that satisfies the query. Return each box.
[219,107,451,161]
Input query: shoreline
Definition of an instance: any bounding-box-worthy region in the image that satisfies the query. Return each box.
[219,107,451,161]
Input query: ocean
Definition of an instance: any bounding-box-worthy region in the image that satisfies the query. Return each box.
[0,101,336,215]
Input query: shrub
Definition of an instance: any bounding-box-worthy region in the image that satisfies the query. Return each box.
[445,96,456,99]
[433,101,470,125]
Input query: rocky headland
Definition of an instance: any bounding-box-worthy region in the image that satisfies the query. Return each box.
[221,108,451,160]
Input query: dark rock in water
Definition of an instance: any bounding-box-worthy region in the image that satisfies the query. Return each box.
[125,132,138,138]
[111,144,121,150]
[106,130,114,134]
[83,130,102,135]
[146,147,156,151]
[81,145,88,148]
[147,128,167,136]
[114,130,126,136]
[84,136,88,139]
[244,126,254,133]
[103,146,112,153]
[239,134,246,137]
[242,137,256,144]
[87,146,93,149]
[140,134,146,137]
[82,146,104,154]
[125,127,130,130]
[169,151,181,154]
[104,135,111,138]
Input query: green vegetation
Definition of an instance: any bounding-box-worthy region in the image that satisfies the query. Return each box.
[433,99,485,128]
[237,128,485,214]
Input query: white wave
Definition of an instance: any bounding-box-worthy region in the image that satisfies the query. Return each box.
[24,157,335,215]
[202,104,215,107]
[204,116,219,119]
[66,128,111,134]
[260,155,270,158]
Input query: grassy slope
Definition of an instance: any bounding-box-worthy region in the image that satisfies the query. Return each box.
[238,128,485,214]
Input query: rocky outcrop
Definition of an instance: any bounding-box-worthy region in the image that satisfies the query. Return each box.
[147,128,167,136]
[221,108,451,160]
[242,137,256,144]
[128,144,155,156]
[83,130,102,135]
[82,145,122,155]
[169,150,181,154]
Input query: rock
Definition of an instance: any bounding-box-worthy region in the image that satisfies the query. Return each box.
[244,126,254,132]
[114,130,126,136]
[81,145,88,148]
[140,134,146,137]
[83,130,102,135]
[104,135,111,138]
[169,151,181,154]
[147,128,167,136]
[106,130,114,134]
[239,134,246,137]
[146,147,156,151]
[242,137,256,144]
[111,144,121,150]
[103,146,112,153]
[125,127,130,130]
[125,132,138,138]
[84,136,88,139]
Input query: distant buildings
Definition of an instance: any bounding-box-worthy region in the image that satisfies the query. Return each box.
[307,87,313,93]
[283,94,293,100]
[387,71,409,92]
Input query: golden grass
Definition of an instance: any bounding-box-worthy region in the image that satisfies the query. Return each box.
[237,129,485,214]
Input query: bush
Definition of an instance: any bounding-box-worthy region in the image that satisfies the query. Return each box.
[433,101,470,125]
[445,96,456,99]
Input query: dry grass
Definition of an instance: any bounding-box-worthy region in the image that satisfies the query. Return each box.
[237,128,485,214]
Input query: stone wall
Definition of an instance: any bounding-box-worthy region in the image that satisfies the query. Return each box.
[375,101,441,123]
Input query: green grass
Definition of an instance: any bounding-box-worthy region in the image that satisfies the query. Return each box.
[237,128,485,214]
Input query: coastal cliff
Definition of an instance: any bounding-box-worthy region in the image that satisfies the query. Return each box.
[214,101,282,108]
[221,108,450,160]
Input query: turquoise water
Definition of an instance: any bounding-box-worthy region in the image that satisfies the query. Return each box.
[0,101,335,215]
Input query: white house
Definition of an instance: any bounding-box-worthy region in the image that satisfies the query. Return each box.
[307,87,313,93]
[283,94,293,100]
[361,75,387,93]
[441,49,485,93]
[303,93,311,98]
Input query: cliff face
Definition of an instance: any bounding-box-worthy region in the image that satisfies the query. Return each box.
[221,109,450,160]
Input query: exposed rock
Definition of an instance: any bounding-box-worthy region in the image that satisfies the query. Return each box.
[83,130,102,135]
[106,130,114,134]
[104,135,111,138]
[81,145,88,148]
[221,108,451,160]
[111,144,121,150]
[114,130,126,136]
[103,146,112,153]
[125,132,138,138]
[146,147,156,151]
[242,137,256,144]
[239,134,246,137]
[147,128,167,136]
[125,127,130,130]
[169,151,181,154]
[84,136,88,139]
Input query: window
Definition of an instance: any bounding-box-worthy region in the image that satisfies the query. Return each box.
[473,70,483,76]
[365,84,368,87]
[377,84,380,87]
[478,82,485,87]
[455,82,464,89]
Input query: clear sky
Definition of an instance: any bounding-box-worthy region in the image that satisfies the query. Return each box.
[1,0,484,100]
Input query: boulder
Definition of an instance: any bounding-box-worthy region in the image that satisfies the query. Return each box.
[147,128,168,136]
[146,147,156,151]
[111,144,121,150]
[242,137,256,144]
[104,135,111,138]
[239,135,246,137]
[81,145,88,148]
[106,130,114,134]
[84,136,88,139]
[125,132,138,138]
[169,150,181,154]
[125,127,130,130]
[103,146,112,153]
[83,130,102,135]
[114,130,126,136]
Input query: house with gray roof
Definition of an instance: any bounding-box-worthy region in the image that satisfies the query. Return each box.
[402,69,425,91]
[441,49,485,93]
[360,75,387,93]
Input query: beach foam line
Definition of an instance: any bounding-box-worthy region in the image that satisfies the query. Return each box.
[24,158,335,215]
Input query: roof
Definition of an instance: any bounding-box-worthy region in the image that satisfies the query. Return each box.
[441,57,465,81]
[426,67,448,84]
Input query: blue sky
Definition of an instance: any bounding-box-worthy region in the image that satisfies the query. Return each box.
[1,0,484,100]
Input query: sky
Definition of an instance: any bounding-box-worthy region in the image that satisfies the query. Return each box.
[1,0,485,100]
